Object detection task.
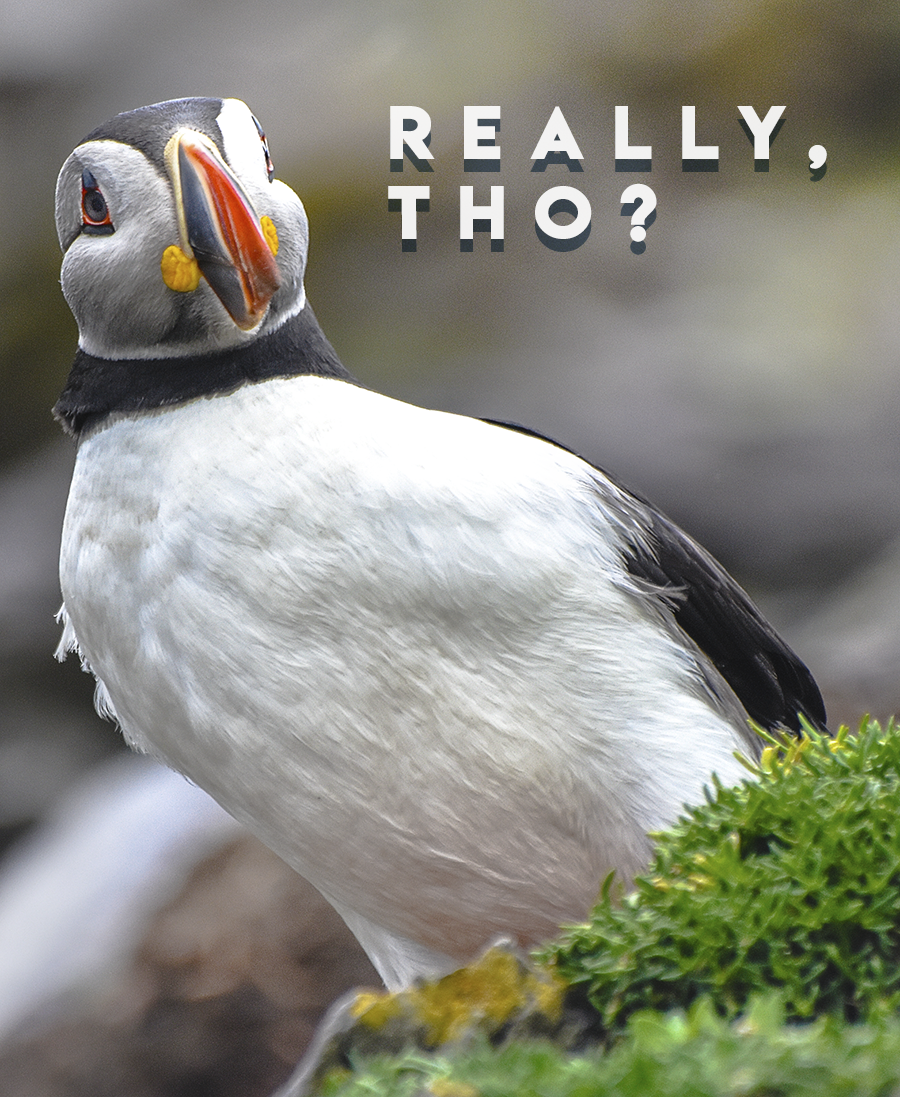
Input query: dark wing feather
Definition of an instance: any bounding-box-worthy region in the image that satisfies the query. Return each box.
[620,506,827,733]
[483,419,827,734]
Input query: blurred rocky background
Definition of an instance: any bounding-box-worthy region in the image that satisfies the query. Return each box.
[1,0,899,1092]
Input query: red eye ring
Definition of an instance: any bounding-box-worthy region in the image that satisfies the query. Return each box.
[81,168,114,235]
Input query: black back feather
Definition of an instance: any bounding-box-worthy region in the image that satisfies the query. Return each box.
[484,419,827,734]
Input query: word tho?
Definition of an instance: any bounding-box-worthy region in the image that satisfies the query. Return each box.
[388,105,825,252]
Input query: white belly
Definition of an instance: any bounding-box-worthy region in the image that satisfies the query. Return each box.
[59,375,749,962]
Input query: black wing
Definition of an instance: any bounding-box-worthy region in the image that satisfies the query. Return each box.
[620,504,826,733]
[483,419,827,734]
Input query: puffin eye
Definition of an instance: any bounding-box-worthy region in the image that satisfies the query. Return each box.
[81,169,114,235]
[252,115,275,182]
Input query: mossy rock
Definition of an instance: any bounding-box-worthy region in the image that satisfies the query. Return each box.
[282,945,587,1095]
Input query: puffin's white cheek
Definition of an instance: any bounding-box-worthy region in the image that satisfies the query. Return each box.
[61,236,180,356]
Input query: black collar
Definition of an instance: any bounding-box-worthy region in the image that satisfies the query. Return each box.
[54,305,354,438]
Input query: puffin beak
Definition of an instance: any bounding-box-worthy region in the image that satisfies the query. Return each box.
[165,130,281,330]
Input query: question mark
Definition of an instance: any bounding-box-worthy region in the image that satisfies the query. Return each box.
[620,183,657,243]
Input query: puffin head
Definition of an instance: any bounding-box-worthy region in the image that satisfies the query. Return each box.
[55,97,309,360]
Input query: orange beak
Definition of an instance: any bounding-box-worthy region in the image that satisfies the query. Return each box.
[166,130,281,330]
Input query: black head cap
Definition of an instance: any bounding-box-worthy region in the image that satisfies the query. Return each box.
[80,97,227,173]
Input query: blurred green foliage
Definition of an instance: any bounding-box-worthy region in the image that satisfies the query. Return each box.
[320,1001,900,1097]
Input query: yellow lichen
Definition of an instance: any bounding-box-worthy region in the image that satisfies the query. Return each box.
[161,244,200,292]
[350,989,404,1028]
[532,964,567,1020]
[261,215,279,255]
[412,947,564,1045]
[347,946,564,1050]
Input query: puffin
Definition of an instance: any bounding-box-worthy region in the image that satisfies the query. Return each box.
[53,97,826,990]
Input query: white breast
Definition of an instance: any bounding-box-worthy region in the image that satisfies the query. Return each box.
[59,375,750,967]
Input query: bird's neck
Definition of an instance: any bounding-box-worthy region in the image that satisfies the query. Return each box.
[54,304,355,438]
